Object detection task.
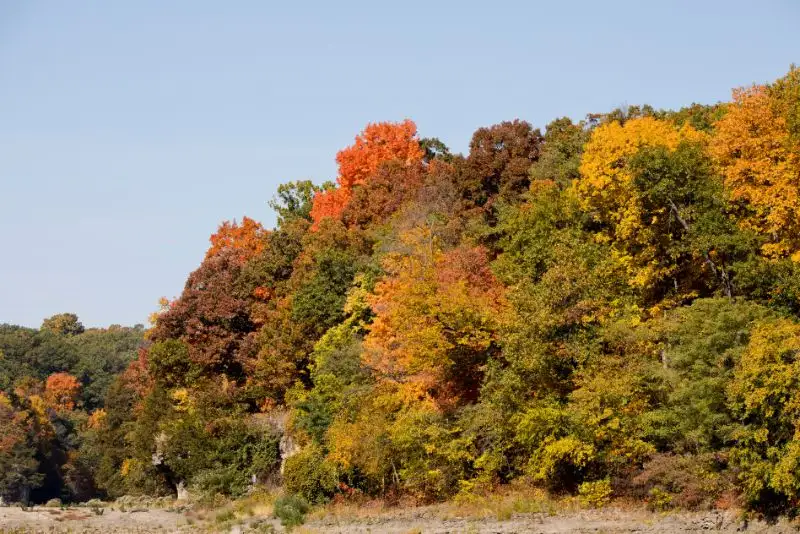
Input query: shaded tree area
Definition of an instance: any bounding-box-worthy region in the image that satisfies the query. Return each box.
[0,318,144,502]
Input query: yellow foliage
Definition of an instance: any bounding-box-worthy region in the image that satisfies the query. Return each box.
[363,232,506,408]
[120,458,133,478]
[171,388,192,412]
[710,84,800,260]
[573,117,705,291]
[87,408,107,430]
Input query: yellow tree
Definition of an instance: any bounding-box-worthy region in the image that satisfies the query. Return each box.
[710,73,800,260]
[363,229,506,410]
[572,117,707,300]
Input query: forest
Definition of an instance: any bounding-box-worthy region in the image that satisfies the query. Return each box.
[2,66,800,517]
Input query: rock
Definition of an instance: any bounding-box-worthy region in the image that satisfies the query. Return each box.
[176,481,190,501]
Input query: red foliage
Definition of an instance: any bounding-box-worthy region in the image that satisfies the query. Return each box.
[121,348,153,400]
[342,160,427,228]
[437,246,502,296]
[150,248,256,378]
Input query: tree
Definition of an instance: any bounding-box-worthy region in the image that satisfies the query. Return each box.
[0,395,42,503]
[529,117,589,188]
[336,120,424,190]
[206,216,268,262]
[41,314,84,336]
[309,187,351,231]
[310,120,424,229]
[727,317,800,510]
[710,72,800,261]
[342,160,426,229]
[363,234,505,409]
[150,248,255,381]
[44,372,81,411]
[573,117,714,304]
[465,119,543,205]
[269,180,322,225]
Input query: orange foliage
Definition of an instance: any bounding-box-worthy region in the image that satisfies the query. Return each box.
[206,216,268,261]
[44,372,81,411]
[311,120,424,229]
[336,119,424,189]
[87,408,107,429]
[363,234,506,410]
[711,85,800,260]
[309,187,352,231]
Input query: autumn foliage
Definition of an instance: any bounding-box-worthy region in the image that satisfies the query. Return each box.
[7,67,800,514]
[44,372,81,411]
[711,79,800,260]
[206,216,268,262]
[310,120,424,229]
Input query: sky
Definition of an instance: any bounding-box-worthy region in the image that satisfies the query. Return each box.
[0,1,798,328]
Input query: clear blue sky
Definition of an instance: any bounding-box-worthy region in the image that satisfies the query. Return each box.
[1,1,798,328]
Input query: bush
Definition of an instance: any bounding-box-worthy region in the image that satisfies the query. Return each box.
[45,498,62,508]
[632,453,734,511]
[578,479,612,508]
[273,494,310,529]
[282,445,337,504]
[192,466,250,498]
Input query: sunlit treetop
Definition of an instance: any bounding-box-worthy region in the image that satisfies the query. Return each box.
[206,216,268,262]
[710,69,800,260]
[310,120,424,229]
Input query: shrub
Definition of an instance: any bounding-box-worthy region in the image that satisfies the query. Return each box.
[45,498,62,508]
[282,445,337,504]
[214,509,235,524]
[632,453,734,510]
[273,494,310,529]
[578,479,612,508]
[192,466,249,498]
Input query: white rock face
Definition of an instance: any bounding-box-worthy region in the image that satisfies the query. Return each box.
[279,433,300,474]
[151,432,167,466]
[176,481,189,501]
[259,408,300,474]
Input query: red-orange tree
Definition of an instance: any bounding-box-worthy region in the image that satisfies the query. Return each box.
[311,120,424,229]
[44,372,81,411]
[206,216,268,262]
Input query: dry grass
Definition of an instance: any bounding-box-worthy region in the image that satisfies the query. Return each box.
[308,483,578,525]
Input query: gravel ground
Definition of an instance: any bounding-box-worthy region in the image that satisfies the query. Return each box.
[2,505,799,533]
[305,508,799,534]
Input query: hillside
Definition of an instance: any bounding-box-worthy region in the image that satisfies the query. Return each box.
[2,67,800,521]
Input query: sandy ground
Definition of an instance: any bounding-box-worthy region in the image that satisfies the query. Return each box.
[2,505,799,533]
[305,508,798,533]
[0,506,187,533]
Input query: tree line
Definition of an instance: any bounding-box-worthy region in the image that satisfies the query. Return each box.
[2,66,800,515]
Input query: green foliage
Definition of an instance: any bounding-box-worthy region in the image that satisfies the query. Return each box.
[147,339,195,389]
[161,402,280,497]
[282,444,337,504]
[273,494,310,528]
[269,180,321,225]
[529,117,589,188]
[41,314,84,336]
[642,298,773,453]
[291,246,359,335]
[727,317,800,511]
